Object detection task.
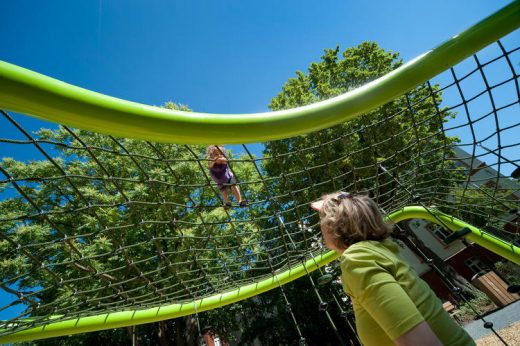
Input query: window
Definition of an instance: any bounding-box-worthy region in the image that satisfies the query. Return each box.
[465,257,488,275]
[409,219,422,230]
[431,225,452,244]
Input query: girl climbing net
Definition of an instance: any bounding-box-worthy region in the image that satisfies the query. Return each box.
[207,145,246,208]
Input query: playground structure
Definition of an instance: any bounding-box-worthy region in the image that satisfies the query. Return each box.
[0,1,519,344]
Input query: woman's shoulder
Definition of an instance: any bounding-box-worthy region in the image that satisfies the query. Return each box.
[339,240,400,296]
[341,239,401,267]
[345,239,398,254]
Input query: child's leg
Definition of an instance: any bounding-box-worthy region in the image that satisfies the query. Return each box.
[231,185,245,206]
[221,188,230,204]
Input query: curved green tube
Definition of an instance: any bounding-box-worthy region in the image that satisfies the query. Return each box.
[388,206,520,265]
[1,206,518,343]
[0,2,519,144]
[0,251,339,343]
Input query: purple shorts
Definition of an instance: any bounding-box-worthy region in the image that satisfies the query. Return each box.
[218,176,238,191]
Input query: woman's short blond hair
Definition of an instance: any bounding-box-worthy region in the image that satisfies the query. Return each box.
[317,192,392,248]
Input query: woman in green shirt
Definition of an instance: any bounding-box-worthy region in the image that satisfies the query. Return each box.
[311,192,475,346]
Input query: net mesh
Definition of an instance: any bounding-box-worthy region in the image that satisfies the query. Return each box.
[0,35,519,339]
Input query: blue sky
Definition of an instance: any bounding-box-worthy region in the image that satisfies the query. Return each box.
[0,1,518,319]
[1,1,513,114]
[2,1,518,169]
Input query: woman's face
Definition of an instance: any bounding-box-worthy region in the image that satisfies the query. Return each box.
[320,224,345,254]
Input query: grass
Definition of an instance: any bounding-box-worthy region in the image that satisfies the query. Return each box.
[455,292,497,324]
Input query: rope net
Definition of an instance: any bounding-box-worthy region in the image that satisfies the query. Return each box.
[0,34,519,341]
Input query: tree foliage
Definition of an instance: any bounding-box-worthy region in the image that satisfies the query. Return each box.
[264,42,460,217]
[0,103,265,345]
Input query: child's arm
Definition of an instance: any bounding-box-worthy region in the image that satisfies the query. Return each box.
[216,156,228,164]
[209,156,226,168]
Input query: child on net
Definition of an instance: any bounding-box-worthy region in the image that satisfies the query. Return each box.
[311,192,475,346]
[207,145,246,208]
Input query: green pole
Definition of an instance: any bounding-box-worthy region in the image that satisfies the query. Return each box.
[389,206,520,265]
[0,2,518,144]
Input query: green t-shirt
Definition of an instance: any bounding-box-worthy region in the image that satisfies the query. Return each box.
[340,239,475,346]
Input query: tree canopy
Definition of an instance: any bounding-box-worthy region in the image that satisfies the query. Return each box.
[0,103,268,345]
[265,42,460,216]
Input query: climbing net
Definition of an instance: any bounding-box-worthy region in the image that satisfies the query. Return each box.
[0,9,519,344]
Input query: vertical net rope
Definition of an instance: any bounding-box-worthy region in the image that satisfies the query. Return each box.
[0,8,519,343]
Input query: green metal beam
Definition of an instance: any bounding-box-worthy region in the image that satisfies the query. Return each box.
[0,1,518,144]
[1,206,518,343]
[389,206,520,265]
[0,251,339,343]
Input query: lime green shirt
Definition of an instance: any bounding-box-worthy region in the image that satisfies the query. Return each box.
[340,239,475,346]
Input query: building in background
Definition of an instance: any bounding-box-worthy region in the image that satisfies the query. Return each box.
[402,146,519,304]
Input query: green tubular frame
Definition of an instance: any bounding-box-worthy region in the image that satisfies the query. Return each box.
[389,207,520,265]
[1,207,518,343]
[0,2,519,144]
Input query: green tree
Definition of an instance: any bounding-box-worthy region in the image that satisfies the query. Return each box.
[265,42,459,212]
[0,102,265,345]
